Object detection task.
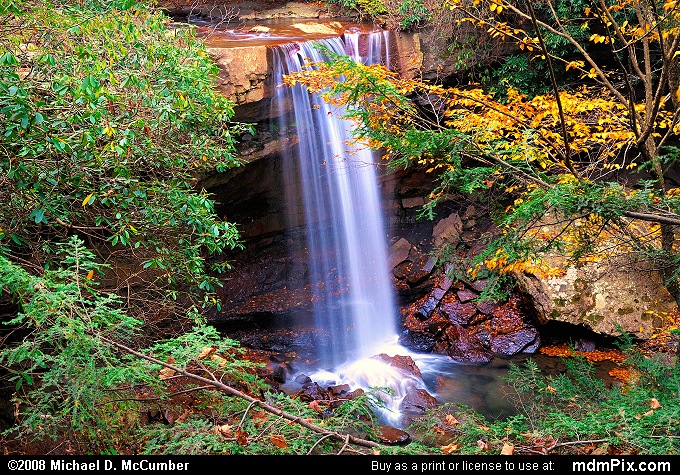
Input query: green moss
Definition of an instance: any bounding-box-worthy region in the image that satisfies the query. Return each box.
[586,313,605,325]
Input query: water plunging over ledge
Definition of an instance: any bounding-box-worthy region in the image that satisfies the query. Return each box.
[270,31,426,425]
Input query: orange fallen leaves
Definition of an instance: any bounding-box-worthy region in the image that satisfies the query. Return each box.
[235,429,249,446]
[636,410,655,419]
[270,434,288,449]
[197,346,215,359]
[444,414,460,426]
[608,367,635,383]
[540,344,626,363]
[159,356,176,380]
[500,443,514,455]
[212,424,233,437]
[441,441,460,454]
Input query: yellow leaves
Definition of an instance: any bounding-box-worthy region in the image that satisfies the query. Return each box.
[82,193,94,206]
[483,248,565,278]
[489,0,504,14]
[581,68,598,79]
[518,37,539,52]
[103,124,115,136]
[589,34,609,44]
[565,60,585,71]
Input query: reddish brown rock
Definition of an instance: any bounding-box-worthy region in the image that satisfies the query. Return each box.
[444,324,493,363]
[376,425,411,446]
[440,300,477,325]
[399,388,439,414]
[457,289,479,303]
[374,354,423,379]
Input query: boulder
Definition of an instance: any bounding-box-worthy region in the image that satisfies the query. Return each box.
[517,254,677,339]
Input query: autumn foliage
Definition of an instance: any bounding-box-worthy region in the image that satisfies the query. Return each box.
[288,0,680,303]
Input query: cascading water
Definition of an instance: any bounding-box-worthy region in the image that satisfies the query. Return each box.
[270,31,427,424]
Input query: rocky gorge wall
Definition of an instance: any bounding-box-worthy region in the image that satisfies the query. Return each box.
[164,1,677,358]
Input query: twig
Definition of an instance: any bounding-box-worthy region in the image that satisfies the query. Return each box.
[546,438,609,453]
[94,385,213,407]
[307,433,335,455]
[337,434,352,455]
[237,400,259,432]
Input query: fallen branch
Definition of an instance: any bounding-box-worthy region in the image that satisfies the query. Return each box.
[99,335,383,450]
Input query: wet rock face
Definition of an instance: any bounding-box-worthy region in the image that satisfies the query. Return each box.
[385,201,541,363]
[399,388,439,415]
[401,292,540,364]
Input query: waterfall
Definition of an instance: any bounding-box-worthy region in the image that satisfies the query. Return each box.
[269,30,442,426]
[272,34,399,370]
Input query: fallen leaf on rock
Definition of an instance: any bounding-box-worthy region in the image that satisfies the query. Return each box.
[501,443,514,455]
